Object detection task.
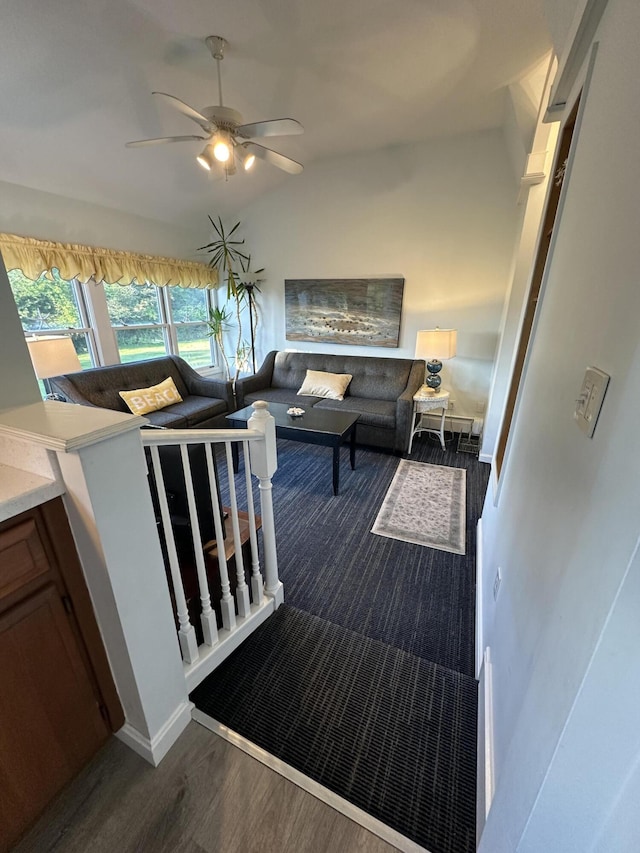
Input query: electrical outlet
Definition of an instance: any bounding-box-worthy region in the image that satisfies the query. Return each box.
[493,567,502,601]
[476,401,486,414]
[449,399,455,411]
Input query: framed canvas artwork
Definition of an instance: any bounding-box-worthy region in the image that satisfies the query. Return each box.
[284,278,404,347]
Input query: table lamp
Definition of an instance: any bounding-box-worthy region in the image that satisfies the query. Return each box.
[415,328,457,393]
[26,335,82,396]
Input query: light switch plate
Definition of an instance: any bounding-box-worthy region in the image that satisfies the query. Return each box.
[574,366,610,438]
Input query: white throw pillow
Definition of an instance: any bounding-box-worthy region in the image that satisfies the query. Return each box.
[297,369,353,401]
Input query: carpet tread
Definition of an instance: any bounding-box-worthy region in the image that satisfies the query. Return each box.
[191,604,477,853]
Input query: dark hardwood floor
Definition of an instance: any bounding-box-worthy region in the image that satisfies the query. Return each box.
[14,722,399,853]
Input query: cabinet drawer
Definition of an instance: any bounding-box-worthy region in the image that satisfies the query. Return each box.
[0,518,49,603]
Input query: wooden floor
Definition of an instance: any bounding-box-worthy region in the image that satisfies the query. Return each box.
[15,721,398,853]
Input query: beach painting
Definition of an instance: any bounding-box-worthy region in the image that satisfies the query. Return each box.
[284,278,404,347]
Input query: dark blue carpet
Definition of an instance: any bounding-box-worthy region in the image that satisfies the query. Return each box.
[191,604,477,853]
[198,433,490,851]
[250,435,489,678]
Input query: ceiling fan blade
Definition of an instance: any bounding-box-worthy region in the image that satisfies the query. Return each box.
[152,92,212,130]
[236,118,304,139]
[125,135,207,148]
[245,142,304,175]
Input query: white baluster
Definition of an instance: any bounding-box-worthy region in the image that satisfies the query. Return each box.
[149,446,199,664]
[224,441,250,618]
[204,442,235,632]
[180,444,218,646]
[248,402,283,606]
[243,441,263,605]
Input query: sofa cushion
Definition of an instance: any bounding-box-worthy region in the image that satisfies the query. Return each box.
[59,357,190,412]
[314,397,396,429]
[243,387,323,408]
[169,396,228,427]
[270,351,413,401]
[144,409,189,428]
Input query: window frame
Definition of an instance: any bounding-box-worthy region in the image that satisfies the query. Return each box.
[8,272,99,368]
[161,287,217,369]
[99,281,217,370]
[9,267,219,374]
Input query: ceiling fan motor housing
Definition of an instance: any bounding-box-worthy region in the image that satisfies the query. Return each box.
[201,105,243,131]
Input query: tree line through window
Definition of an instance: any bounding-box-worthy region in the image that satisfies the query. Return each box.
[8,268,217,372]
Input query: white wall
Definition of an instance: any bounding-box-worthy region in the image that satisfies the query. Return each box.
[479,0,640,849]
[0,179,197,260]
[234,130,519,419]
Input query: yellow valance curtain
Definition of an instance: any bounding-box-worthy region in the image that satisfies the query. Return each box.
[0,232,218,289]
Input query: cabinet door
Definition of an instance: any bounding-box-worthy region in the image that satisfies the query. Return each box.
[0,584,110,852]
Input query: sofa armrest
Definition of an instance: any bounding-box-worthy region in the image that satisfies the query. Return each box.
[172,357,235,409]
[234,351,278,408]
[48,375,102,407]
[394,361,426,453]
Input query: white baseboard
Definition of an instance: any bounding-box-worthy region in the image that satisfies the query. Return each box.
[478,452,493,464]
[116,700,193,767]
[475,519,484,679]
[192,709,431,853]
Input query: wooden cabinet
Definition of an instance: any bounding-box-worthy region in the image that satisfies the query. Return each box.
[0,498,123,852]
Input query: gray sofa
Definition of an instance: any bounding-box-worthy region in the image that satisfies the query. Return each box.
[235,351,425,453]
[49,355,234,429]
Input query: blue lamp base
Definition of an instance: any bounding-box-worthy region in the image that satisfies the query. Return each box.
[425,359,442,392]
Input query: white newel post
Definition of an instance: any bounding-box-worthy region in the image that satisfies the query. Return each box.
[247,402,283,607]
[0,402,192,767]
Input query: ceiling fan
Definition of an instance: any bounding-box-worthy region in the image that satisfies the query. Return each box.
[126,35,304,178]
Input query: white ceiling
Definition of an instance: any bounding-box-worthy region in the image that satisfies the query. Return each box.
[0,0,551,230]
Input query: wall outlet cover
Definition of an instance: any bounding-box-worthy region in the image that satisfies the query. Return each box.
[574,366,610,438]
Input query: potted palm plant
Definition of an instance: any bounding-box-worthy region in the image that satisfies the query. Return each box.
[200,217,264,381]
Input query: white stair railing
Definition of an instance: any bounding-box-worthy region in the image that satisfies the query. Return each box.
[141,401,282,692]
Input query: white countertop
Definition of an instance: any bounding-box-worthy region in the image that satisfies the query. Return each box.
[0,462,64,523]
[0,400,144,452]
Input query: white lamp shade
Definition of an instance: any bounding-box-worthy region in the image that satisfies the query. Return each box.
[415,328,457,361]
[27,336,82,379]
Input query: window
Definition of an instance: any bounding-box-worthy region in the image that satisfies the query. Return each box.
[103,283,215,368]
[103,282,167,363]
[9,266,217,373]
[167,287,215,369]
[8,268,97,368]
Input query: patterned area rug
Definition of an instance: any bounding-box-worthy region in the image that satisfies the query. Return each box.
[372,460,466,554]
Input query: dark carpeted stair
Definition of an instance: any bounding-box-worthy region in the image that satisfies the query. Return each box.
[191,604,477,853]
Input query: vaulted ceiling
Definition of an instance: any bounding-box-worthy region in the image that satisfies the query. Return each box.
[0,0,551,229]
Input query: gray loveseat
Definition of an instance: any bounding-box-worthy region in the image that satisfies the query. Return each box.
[49,355,234,429]
[235,351,425,453]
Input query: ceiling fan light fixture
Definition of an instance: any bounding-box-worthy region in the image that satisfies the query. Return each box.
[240,146,255,171]
[196,145,214,171]
[128,35,304,179]
[212,131,231,162]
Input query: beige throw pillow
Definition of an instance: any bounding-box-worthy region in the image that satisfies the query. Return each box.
[297,369,353,401]
[119,376,183,416]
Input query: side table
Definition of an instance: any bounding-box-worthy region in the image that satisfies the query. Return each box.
[408,387,450,453]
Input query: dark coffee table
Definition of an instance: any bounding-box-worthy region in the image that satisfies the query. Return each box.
[227,403,359,495]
